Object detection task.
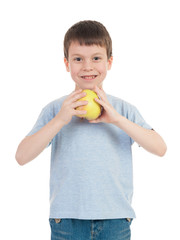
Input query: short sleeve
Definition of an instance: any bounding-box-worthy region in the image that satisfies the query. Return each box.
[127,105,153,145]
[26,104,55,147]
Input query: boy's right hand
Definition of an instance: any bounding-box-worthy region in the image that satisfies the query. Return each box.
[56,89,88,125]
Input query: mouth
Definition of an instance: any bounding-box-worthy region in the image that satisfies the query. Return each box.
[81,75,97,80]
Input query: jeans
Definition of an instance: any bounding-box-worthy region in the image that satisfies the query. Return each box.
[49,218,133,240]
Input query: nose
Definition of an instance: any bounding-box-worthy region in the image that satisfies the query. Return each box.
[82,60,93,71]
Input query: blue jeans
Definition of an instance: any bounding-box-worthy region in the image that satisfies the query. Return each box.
[49,218,133,240]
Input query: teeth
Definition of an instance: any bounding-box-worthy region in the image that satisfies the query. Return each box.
[82,75,96,80]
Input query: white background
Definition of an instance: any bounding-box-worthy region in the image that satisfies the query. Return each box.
[0,0,179,239]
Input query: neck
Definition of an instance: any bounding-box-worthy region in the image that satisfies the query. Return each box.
[75,84,103,91]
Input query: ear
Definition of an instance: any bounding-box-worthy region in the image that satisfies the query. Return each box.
[107,56,113,70]
[64,57,70,72]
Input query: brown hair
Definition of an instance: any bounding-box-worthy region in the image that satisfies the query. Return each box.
[64,20,112,60]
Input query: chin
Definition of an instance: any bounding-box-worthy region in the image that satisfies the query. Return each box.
[79,84,95,90]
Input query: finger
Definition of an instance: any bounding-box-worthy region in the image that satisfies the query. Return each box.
[89,118,101,123]
[66,89,82,102]
[70,91,87,103]
[72,100,88,109]
[69,88,83,97]
[94,97,107,108]
[94,86,107,102]
[74,109,87,116]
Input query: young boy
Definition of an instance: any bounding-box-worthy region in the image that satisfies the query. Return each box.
[16,20,167,240]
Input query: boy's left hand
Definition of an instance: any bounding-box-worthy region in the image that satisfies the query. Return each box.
[89,86,120,124]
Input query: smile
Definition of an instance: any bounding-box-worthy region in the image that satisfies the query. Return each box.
[81,75,97,80]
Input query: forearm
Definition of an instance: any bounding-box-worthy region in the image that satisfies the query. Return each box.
[15,115,65,165]
[15,89,89,166]
[114,114,167,156]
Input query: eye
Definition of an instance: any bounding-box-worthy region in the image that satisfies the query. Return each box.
[93,56,101,61]
[74,57,82,62]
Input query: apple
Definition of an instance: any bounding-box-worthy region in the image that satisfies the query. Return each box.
[76,89,101,120]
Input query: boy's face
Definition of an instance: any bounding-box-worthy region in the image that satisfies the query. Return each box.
[64,42,113,90]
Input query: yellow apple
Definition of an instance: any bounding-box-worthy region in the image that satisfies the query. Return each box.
[76,89,101,120]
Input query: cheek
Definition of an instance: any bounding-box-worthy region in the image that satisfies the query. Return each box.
[69,67,80,81]
[69,65,77,75]
[98,64,108,76]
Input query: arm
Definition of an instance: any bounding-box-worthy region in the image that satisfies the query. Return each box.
[15,89,88,165]
[89,86,167,157]
[15,116,65,165]
[113,115,167,156]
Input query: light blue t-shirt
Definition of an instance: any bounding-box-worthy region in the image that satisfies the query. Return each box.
[27,94,152,220]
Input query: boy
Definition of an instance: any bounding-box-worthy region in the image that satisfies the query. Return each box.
[16,20,167,240]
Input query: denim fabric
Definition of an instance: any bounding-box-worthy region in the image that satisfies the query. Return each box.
[49,218,132,240]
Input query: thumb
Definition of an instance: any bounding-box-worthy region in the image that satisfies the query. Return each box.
[89,118,101,124]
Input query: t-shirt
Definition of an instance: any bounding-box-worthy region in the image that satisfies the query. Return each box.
[27,94,152,220]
